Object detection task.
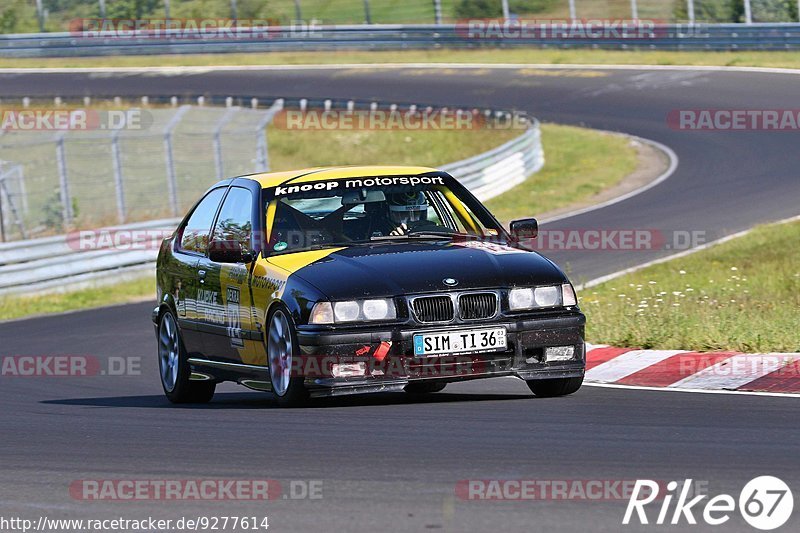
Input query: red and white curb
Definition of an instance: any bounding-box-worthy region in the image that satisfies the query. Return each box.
[585,344,800,394]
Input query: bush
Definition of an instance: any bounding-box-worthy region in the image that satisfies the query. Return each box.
[455,0,558,19]
[674,0,796,23]
[673,0,739,22]
[454,0,502,18]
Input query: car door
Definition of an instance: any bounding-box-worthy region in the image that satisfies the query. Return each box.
[173,186,227,355]
[198,186,258,363]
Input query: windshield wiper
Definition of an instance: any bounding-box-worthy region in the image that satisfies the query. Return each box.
[371,231,462,241]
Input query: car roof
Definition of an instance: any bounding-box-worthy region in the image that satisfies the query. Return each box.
[236,165,441,189]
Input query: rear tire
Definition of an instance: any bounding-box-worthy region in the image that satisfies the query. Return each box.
[405,382,447,394]
[158,310,216,404]
[267,307,309,408]
[526,376,583,398]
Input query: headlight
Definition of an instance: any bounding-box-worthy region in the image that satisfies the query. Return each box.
[362,299,391,320]
[310,299,397,324]
[533,286,560,307]
[333,301,360,322]
[508,284,576,311]
[509,288,536,310]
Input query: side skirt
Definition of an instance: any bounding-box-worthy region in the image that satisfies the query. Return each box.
[187,357,272,392]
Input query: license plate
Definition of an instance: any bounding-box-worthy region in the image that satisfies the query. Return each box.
[413,327,507,357]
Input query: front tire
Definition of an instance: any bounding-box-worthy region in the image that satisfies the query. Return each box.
[526,376,583,398]
[158,310,215,404]
[267,307,308,408]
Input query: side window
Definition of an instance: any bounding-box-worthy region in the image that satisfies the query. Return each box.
[179,188,226,254]
[212,187,253,253]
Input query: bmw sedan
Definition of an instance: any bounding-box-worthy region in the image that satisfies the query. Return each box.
[153,166,585,407]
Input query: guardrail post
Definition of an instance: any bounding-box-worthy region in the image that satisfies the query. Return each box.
[501,0,510,20]
[163,105,191,216]
[111,130,126,224]
[55,134,73,227]
[630,0,638,20]
[744,0,753,24]
[294,0,302,21]
[687,0,695,24]
[568,0,577,20]
[433,0,442,24]
[213,107,240,181]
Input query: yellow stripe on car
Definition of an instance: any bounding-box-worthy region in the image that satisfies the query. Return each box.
[251,165,438,189]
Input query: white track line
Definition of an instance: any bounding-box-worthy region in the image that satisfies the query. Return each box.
[579,214,800,289]
[540,134,679,225]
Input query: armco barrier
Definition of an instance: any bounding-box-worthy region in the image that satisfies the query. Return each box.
[1,23,800,58]
[0,103,543,295]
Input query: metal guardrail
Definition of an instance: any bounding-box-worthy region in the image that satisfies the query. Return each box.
[0,104,543,295]
[2,23,800,57]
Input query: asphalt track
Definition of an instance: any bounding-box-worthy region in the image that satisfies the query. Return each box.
[1,66,799,532]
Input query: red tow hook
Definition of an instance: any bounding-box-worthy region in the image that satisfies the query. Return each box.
[373,341,392,362]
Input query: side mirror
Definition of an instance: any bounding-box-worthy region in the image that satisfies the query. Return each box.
[208,240,254,264]
[510,218,539,241]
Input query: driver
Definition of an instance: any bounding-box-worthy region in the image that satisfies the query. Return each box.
[364,191,451,237]
[386,191,430,235]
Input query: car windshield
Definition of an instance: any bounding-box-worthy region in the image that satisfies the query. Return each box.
[263,174,505,254]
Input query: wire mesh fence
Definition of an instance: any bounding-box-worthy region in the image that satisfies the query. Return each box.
[0,101,282,241]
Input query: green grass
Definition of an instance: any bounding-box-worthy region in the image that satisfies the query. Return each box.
[4,49,800,70]
[0,276,155,321]
[485,124,637,223]
[582,219,800,353]
[266,127,520,170]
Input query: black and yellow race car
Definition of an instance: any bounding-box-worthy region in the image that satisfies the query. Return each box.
[153,166,586,407]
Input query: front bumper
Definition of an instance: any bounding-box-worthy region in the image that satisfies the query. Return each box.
[295,312,585,397]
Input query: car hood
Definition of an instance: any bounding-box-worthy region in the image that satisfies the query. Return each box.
[291,240,567,300]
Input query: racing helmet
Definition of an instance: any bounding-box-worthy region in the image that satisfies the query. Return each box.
[387,191,428,225]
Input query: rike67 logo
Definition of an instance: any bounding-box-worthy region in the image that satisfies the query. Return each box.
[624,476,793,530]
